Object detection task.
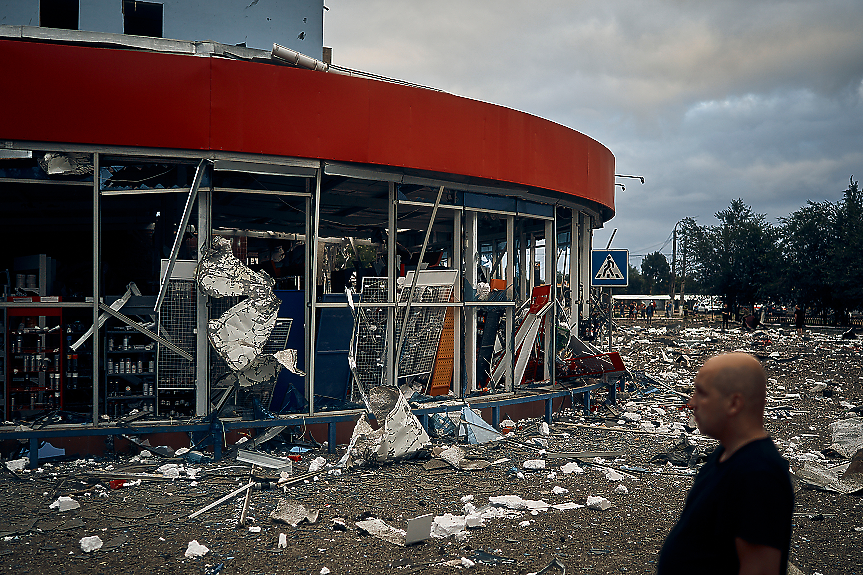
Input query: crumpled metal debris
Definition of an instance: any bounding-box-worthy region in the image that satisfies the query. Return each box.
[828,417,863,458]
[792,461,863,494]
[269,499,320,526]
[338,388,430,467]
[197,237,304,400]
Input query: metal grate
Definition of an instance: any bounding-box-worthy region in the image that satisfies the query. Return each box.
[353,275,455,391]
[157,279,196,389]
[395,283,453,378]
[354,277,389,391]
[263,318,293,354]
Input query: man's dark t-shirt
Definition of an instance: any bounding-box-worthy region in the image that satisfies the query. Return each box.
[657,437,793,575]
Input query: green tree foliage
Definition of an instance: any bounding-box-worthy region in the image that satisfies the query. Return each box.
[621,264,646,294]
[830,177,863,318]
[779,200,835,311]
[778,177,863,323]
[686,199,781,311]
[641,251,670,295]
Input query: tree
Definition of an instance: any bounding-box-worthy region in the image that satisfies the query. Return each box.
[830,177,863,321]
[622,264,646,294]
[779,200,835,312]
[687,199,781,312]
[641,251,671,295]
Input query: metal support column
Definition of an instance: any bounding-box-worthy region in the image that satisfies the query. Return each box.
[519,222,527,302]
[505,215,515,392]
[569,211,579,328]
[386,182,397,388]
[308,169,323,415]
[543,219,555,383]
[304,183,312,404]
[91,152,100,428]
[328,422,336,454]
[529,233,536,296]
[452,209,462,397]
[465,211,478,394]
[195,184,211,416]
[579,214,592,320]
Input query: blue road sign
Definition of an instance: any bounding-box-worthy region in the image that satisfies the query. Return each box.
[591,249,629,287]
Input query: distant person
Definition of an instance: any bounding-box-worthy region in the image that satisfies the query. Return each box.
[665,302,672,318]
[722,303,731,331]
[658,353,794,575]
[794,305,805,335]
[646,300,655,325]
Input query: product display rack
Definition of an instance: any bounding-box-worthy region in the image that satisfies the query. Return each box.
[62,316,96,417]
[104,327,157,418]
[5,296,64,419]
[0,307,6,416]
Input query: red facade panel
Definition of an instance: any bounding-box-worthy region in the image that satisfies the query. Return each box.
[0,40,211,151]
[0,39,614,212]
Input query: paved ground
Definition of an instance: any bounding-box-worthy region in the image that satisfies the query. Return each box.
[0,318,861,575]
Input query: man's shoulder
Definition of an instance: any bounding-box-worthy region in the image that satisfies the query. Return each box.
[727,438,790,478]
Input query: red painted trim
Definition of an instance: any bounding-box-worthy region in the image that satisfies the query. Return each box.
[0,39,614,212]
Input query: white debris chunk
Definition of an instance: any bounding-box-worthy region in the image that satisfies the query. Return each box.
[184,540,210,558]
[488,495,549,511]
[156,463,181,479]
[5,458,28,472]
[308,456,327,474]
[603,468,624,481]
[561,462,584,474]
[522,459,546,470]
[50,496,80,511]
[278,533,288,549]
[615,484,629,494]
[552,486,569,495]
[586,495,612,510]
[79,536,103,553]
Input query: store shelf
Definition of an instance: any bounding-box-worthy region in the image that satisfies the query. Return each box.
[5,297,64,418]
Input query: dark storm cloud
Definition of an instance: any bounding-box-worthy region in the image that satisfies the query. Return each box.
[325,0,863,264]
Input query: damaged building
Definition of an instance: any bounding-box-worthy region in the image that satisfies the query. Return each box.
[0,3,624,463]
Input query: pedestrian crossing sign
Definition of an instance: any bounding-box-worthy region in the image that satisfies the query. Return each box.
[591,249,629,287]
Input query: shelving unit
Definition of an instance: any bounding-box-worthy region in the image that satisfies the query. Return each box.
[0,307,6,417]
[62,318,95,416]
[105,327,157,418]
[5,296,64,419]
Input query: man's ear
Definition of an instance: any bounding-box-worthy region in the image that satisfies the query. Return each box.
[727,393,744,416]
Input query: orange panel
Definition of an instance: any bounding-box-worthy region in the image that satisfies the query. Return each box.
[428,306,455,396]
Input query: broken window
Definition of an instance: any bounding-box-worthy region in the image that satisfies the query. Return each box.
[40,0,79,30]
[123,0,163,38]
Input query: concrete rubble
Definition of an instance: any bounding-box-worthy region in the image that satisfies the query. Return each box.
[0,319,860,573]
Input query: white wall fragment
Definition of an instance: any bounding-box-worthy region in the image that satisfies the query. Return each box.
[79,536,103,553]
[586,495,612,510]
[49,496,80,511]
[184,540,209,558]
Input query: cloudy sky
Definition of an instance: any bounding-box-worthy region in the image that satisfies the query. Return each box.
[324,0,863,267]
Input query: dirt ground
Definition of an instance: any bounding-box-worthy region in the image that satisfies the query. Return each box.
[1,317,861,575]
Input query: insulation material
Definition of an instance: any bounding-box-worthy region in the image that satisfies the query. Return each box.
[338,389,430,466]
[197,236,301,396]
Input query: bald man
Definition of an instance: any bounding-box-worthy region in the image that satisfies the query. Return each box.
[657,353,794,575]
